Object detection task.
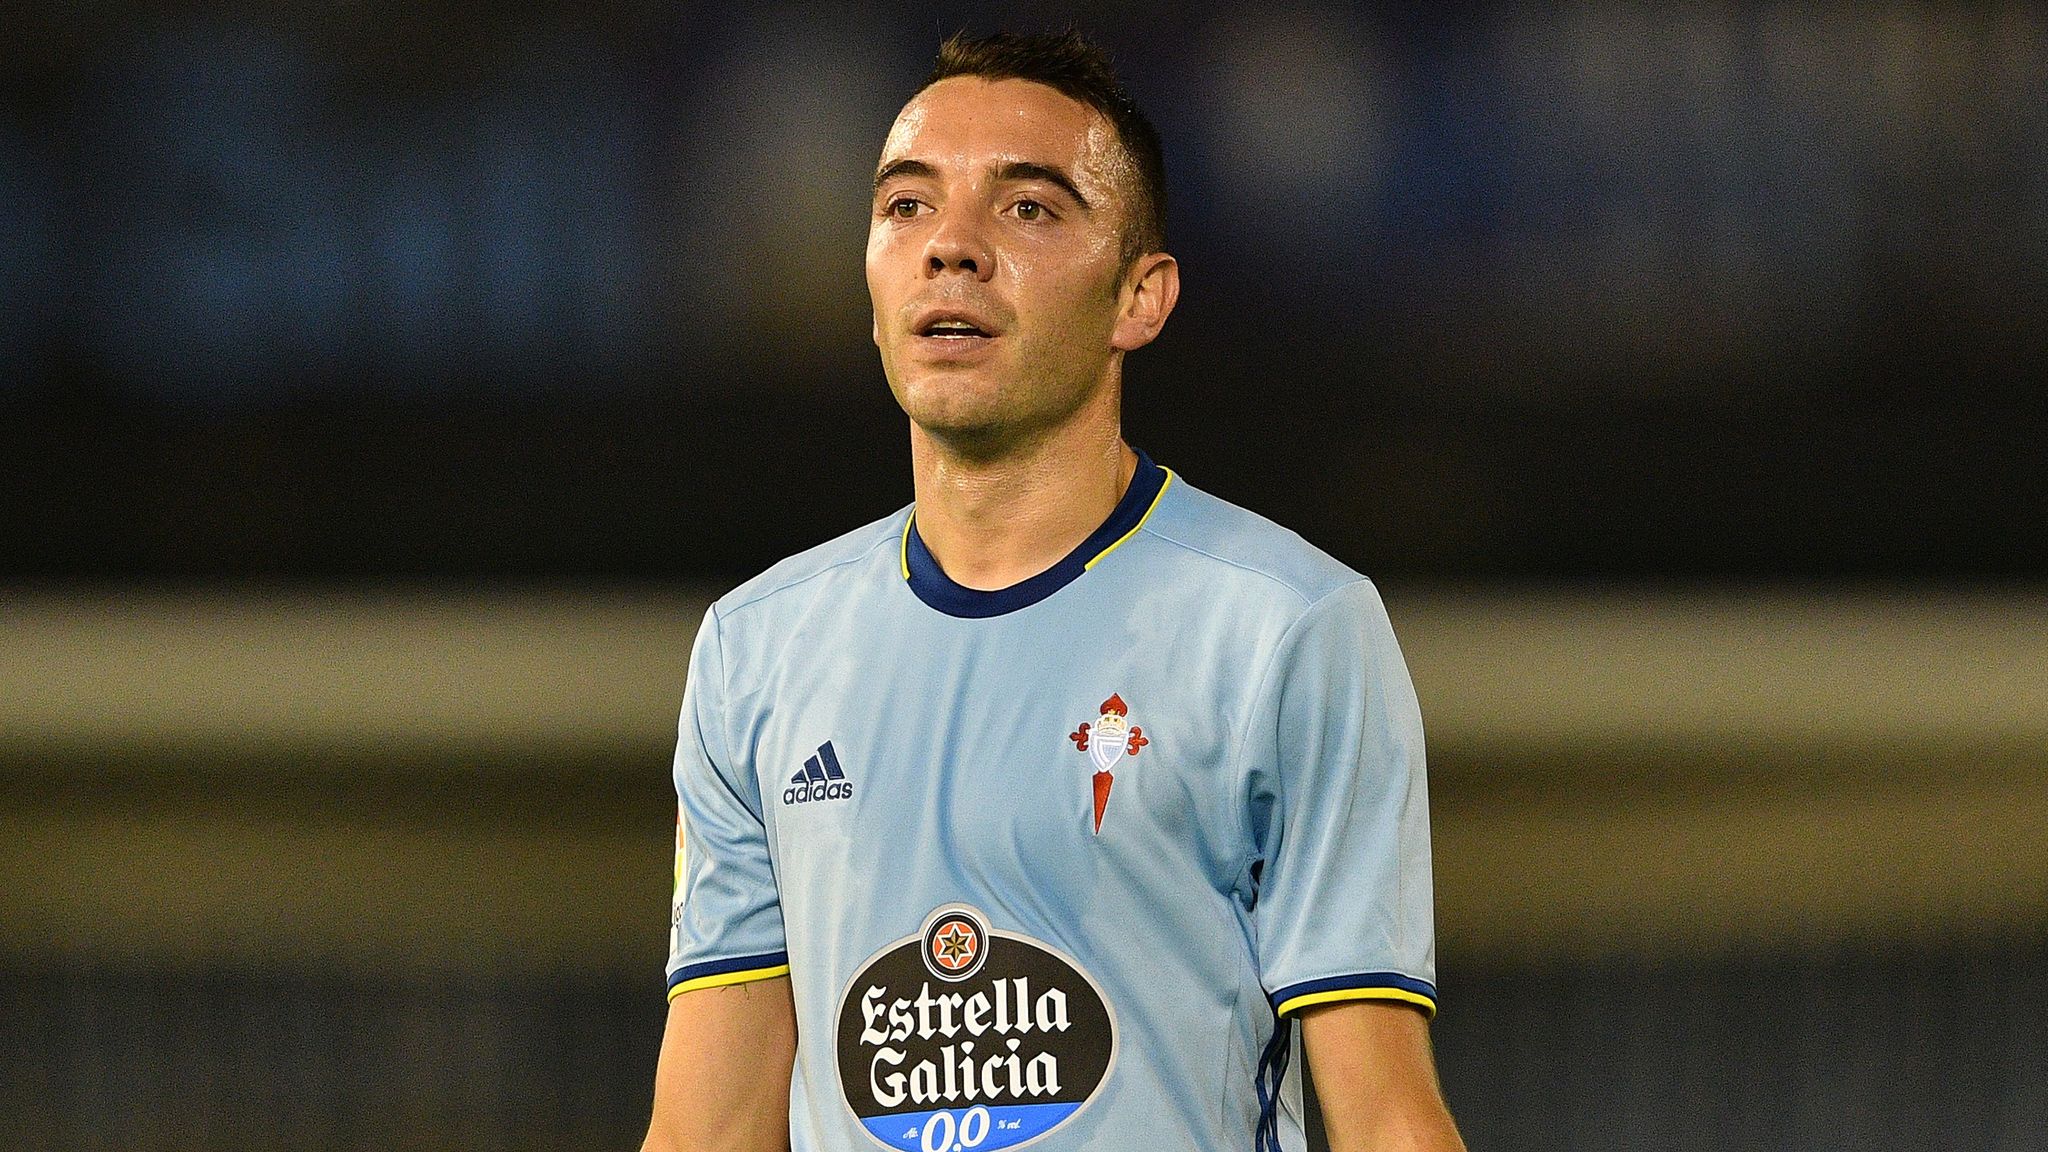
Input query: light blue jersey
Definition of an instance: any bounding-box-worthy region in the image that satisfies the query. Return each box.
[667,453,1436,1152]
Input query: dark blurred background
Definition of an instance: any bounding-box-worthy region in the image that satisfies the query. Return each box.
[3,3,2045,1150]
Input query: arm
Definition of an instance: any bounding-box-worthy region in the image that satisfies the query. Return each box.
[1300,1000,1465,1152]
[651,605,794,1149]
[1247,581,1453,1149]
[642,977,798,1152]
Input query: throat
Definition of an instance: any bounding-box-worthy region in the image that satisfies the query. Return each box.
[914,445,1139,592]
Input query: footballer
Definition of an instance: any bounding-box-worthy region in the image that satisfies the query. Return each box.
[644,30,1464,1152]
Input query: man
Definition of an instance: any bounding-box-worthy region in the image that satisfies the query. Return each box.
[644,30,1464,1152]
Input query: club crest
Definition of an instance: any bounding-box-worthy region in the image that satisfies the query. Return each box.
[1069,694,1147,834]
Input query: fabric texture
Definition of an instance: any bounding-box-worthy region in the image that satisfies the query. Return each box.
[666,456,1435,1152]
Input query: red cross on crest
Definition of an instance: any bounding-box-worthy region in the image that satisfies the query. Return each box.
[1070,693,1147,834]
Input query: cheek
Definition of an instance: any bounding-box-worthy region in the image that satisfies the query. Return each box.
[865,225,892,281]
[866,229,915,315]
[1080,222,1120,267]
[1001,244,1119,322]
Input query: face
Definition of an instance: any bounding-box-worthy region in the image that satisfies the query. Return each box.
[867,77,1155,449]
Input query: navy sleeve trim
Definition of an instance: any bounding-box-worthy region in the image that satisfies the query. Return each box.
[666,950,791,997]
[1269,971,1439,1017]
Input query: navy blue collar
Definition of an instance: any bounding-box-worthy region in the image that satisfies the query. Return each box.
[901,451,1173,619]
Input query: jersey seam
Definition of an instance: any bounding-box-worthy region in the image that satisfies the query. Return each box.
[689,605,772,840]
[1223,575,1378,777]
[702,603,749,815]
[1138,525,1322,609]
[718,514,909,621]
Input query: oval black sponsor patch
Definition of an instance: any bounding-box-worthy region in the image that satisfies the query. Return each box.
[836,904,1117,1152]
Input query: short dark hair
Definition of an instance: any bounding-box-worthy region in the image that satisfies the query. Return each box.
[922,30,1167,271]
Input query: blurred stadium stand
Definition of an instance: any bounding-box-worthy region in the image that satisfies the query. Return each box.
[3,2,2045,1149]
[3,1,2043,583]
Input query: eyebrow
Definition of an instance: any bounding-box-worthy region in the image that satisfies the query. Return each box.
[994,161,1091,211]
[873,158,937,193]
[871,158,1092,212]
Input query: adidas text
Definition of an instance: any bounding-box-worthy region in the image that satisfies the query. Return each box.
[785,779,854,804]
[785,741,853,806]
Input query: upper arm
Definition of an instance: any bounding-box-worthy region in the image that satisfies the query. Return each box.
[644,978,798,1152]
[1299,1000,1464,1152]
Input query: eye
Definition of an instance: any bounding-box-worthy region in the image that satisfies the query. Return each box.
[886,197,922,219]
[1014,200,1045,221]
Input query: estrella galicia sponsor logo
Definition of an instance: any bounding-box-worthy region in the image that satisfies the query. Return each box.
[837,904,1117,1152]
[784,741,853,806]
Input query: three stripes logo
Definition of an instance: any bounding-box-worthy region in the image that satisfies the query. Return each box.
[783,741,853,806]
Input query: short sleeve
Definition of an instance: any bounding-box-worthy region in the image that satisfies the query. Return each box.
[1247,579,1438,1018]
[665,605,789,999]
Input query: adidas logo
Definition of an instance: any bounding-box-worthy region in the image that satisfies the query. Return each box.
[783,741,853,805]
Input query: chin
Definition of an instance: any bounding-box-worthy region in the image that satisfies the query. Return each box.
[886,356,1090,448]
[902,401,1010,445]
[893,369,1003,421]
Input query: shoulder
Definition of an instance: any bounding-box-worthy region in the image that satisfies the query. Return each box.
[709,506,910,625]
[1139,472,1371,613]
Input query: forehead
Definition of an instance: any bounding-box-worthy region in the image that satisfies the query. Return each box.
[879,76,1117,178]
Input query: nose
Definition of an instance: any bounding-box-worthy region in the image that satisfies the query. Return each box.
[922,209,994,281]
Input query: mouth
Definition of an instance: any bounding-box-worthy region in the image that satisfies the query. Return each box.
[920,321,990,338]
[911,309,1001,342]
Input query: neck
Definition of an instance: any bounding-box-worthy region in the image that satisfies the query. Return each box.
[909,390,1136,592]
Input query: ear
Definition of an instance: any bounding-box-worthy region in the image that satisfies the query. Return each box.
[1110,252,1180,353]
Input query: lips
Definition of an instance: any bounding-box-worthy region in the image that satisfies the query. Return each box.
[910,306,1002,340]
